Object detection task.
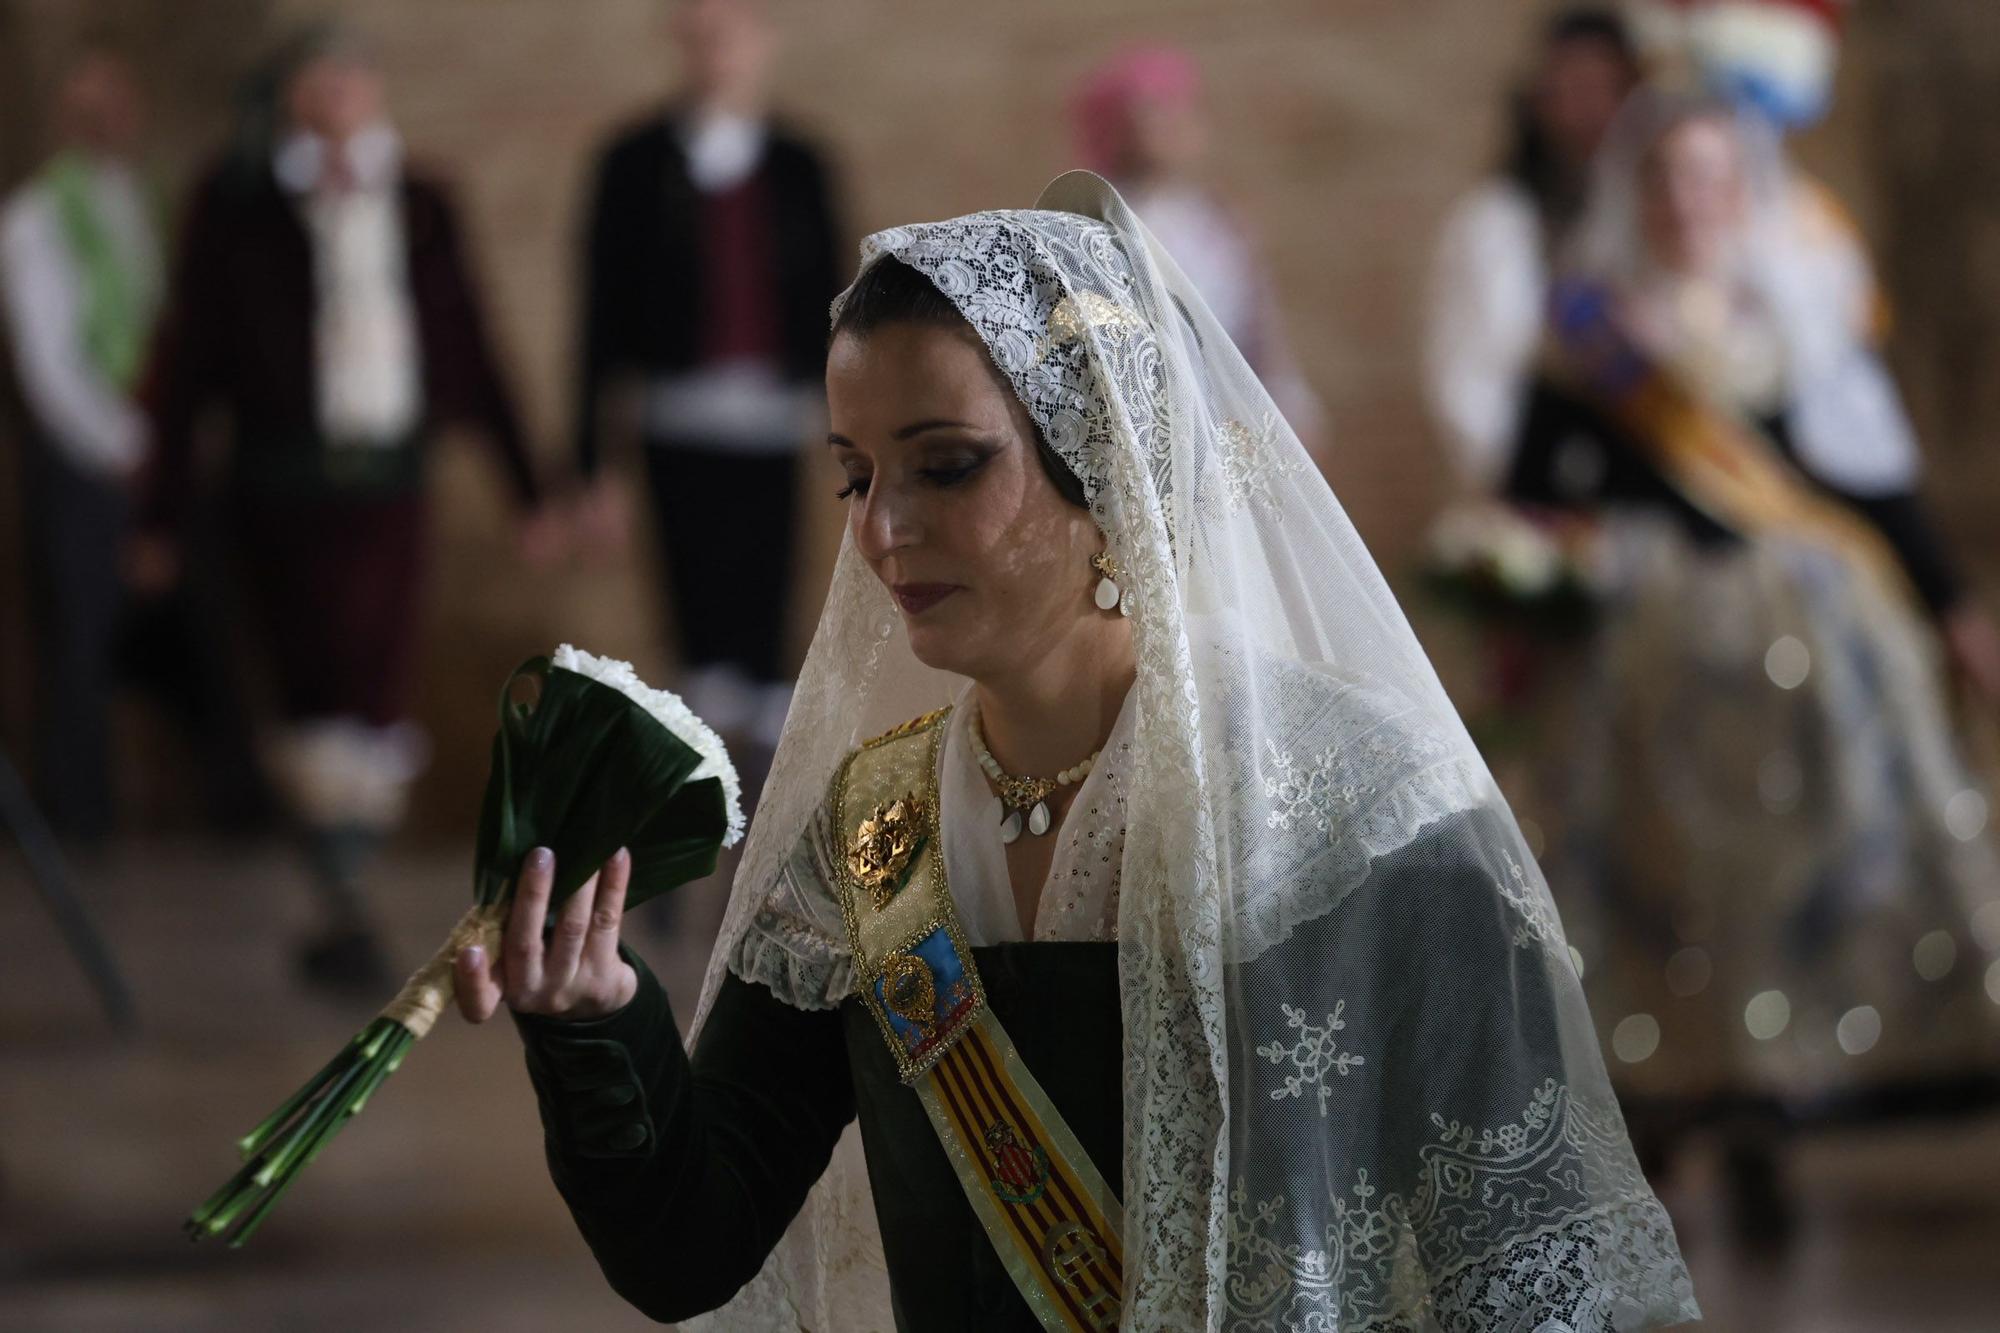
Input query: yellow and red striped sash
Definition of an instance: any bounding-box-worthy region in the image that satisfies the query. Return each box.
[1544,293,1913,609]
[834,708,1125,1331]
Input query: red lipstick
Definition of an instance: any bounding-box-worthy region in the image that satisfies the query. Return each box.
[892,583,960,615]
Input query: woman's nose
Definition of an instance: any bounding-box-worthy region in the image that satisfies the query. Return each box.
[854,484,919,559]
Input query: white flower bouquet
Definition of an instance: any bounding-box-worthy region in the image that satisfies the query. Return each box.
[1421,500,1607,637]
[186,646,744,1246]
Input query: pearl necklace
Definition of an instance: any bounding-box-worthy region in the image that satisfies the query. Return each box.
[967,710,1100,845]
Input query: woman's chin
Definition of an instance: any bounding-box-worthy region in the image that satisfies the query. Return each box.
[902,615,980,677]
[904,628,966,675]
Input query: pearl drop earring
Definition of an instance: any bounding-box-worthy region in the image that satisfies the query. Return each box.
[1090,551,1129,616]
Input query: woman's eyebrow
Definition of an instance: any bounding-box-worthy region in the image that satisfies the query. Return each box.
[893,418,978,440]
[826,420,986,448]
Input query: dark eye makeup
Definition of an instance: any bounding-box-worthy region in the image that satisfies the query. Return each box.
[832,441,999,501]
[917,450,992,487]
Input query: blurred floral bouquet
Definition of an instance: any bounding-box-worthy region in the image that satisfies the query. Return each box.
[1421,500,1608,638]
[186,645,744,1246]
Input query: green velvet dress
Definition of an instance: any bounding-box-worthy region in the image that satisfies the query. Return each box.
[514,941,1122,1329]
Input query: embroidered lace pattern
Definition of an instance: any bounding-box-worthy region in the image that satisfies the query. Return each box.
[687,175,1696,1331]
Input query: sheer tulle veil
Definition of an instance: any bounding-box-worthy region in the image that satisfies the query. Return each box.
[683,172,1696,1331]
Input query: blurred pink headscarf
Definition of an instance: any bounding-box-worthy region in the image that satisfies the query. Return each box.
[1070,43,1202,176]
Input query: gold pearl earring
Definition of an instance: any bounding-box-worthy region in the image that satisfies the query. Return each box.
[1090,552,1129,616]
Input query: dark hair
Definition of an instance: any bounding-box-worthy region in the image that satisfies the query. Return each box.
[1543,4,1635,54]
[830,253,965,338]
[1503,6,1641,239]
[831,257,1090,510]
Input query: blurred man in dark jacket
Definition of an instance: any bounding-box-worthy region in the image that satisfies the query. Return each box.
[136,24,552,994]
[572,0,843,774]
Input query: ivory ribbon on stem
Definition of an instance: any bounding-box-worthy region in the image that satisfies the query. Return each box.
[378,903,507,1039]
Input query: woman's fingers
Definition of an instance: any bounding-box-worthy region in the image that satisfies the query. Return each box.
[503,847,554,1003]
[542,869,598,993]
[581,848,631,977]
[483,846,634,1019]
[454,944,502,1023]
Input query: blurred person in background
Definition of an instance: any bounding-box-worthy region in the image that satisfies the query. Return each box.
[1632,2,1922,546]
[1071,42,1326,459]
[1517,89,2000,1239]
[570,0,843,786]
[1,44,163,842]
[132,23,552,997]
[1423,6,1642,491]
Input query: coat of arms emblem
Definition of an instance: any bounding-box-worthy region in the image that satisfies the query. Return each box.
[984,1120,1051,1205]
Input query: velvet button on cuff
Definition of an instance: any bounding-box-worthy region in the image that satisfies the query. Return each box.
[546,1040,628,1086]
[512,947,678,1163]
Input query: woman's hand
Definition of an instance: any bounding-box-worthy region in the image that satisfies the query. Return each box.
[454,846,639,1024]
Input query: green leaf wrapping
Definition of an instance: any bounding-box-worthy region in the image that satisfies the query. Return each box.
[190,652,736,1247]
[473,655,730,911]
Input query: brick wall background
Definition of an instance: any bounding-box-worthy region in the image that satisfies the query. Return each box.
[2,0,1993,830]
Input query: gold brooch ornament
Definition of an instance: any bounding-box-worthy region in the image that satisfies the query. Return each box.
[880,952,939,1033]
[1040,291,1146,364]
[848,793,930,909]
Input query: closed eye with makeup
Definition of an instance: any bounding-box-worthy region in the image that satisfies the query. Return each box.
[830,425,1002,502]
[824,313,1111,684]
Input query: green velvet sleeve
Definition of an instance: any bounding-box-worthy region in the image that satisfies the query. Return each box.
[512,947,856,1322]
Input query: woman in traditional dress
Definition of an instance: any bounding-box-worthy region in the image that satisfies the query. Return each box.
[456,173,1696,1330]
[1071,43,1325,459]
[1424,6,1643,490]
[1510,91,2000,1231]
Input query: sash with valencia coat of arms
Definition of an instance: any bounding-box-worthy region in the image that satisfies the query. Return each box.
[833,707,1125,1332]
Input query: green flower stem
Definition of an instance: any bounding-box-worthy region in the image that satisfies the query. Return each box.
[234,1034,365,1158]
[186,1016,419,1246]
[250,1052,375,1188]
[222,1087,362,1248]
[350,1028,414,1115]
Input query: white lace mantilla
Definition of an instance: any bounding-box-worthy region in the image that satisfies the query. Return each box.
[1257,1001,1367,1116]
[1225,1083,1696,1332]
[690,173,1695,1331]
